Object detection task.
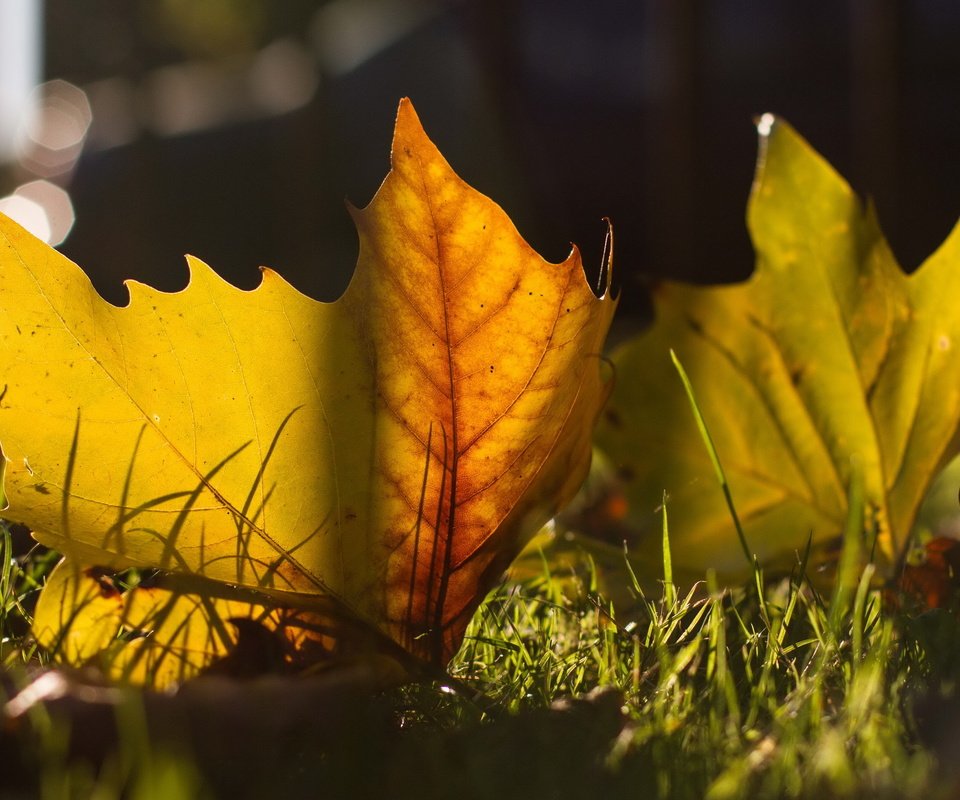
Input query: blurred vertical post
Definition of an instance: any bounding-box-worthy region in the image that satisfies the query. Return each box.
[644,0,697,280]
[0,0,42,178]
[849,0,900,240]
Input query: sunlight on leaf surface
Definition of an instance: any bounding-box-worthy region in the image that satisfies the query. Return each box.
[0,99,616,682]
[597,116,960,579]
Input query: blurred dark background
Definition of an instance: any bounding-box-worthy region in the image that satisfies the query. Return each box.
[1,0,958,318]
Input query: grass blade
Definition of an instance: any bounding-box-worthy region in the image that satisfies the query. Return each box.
[670,349,752,568]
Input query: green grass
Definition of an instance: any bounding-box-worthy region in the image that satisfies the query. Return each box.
[445,540,945,799]
[4,355,960,798]
[2,518,960,798]
[1,524,51,668]
[1,353,958,797]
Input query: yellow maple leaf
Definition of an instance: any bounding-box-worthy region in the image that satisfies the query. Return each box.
[1,99,616,683]
[596,114,960,581]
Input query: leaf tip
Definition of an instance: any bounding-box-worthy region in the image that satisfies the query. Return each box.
[389,97,449,179]
[393,96,426,148]
[754,112,778,139]
[599,217,616,298]
[396,95,415,117]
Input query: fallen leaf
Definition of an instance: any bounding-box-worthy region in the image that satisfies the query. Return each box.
[889,537,960,611]
[30,563,124,664]
[0,99,616,683]
[596,114,960,579]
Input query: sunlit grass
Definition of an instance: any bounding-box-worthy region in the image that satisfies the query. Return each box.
[4,351,958,797]
[2,513,960,798]
[1,522,52,668]
[5,462,960,800]
[438,521,946,799]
